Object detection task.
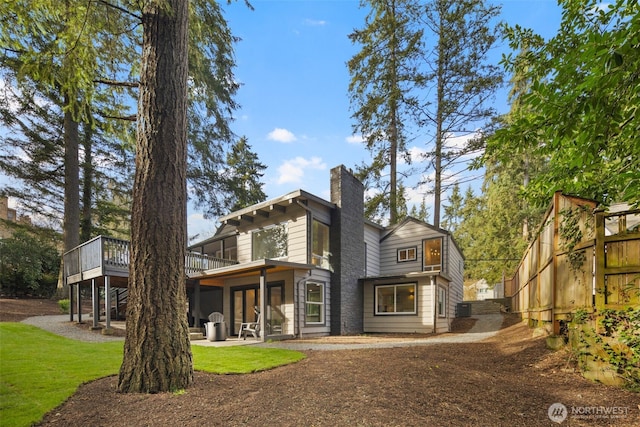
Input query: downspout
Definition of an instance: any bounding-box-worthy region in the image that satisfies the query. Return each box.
[296,272,311,338]
[295,198,313,339]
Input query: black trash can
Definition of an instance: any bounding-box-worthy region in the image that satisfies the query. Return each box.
[214,321,227,341]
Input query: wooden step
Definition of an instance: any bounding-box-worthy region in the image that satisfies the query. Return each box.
[189,332,205,341]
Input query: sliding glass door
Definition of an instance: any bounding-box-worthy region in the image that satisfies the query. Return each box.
[231,282,285,336]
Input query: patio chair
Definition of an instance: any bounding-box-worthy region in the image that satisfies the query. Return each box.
[208,312,224,324]
[238,307,261,340]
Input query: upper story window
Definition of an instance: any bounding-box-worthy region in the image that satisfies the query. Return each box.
[312,220,330,269]
[252,223,288,260]
[208,236,237,260]
[423,237,442,271]
[397,247,417,262]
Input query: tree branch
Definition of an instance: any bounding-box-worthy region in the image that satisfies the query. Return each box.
[97,0,142,22]
[94,78,139,88]
[99,112,137,122]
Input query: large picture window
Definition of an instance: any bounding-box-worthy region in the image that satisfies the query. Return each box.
[375,283,416,315]
[305,282,325,324]
[423,238,442,271]
[252,223,288,260]
[312,220,330,269]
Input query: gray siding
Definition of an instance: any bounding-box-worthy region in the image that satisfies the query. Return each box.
[379,221,442,275]
[234,205,308,264]
[296,269,332,337]
[364,223,381,276]
[363,278,433,333]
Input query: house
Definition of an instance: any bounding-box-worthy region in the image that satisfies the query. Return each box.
[63,165,464,339]
[0,196,32,239]
[187,165,464,338]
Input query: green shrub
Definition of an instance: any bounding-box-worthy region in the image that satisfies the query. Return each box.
[58,299,70,314]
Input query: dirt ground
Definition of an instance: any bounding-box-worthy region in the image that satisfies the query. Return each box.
[2,298,639,426]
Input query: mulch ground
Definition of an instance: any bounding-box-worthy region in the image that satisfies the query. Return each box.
[2,298,639,426]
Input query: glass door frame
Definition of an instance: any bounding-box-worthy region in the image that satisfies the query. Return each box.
[230,281,285,337]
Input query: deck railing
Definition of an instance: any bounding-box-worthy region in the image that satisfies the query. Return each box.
[63,235,238,285]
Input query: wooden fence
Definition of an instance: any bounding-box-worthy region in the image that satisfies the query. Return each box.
[505,192,640,333]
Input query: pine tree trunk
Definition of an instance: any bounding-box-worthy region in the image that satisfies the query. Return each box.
[118,0,192,394]
[57,100,80,298]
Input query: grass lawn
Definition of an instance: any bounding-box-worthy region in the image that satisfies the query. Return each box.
[0,323,305,427]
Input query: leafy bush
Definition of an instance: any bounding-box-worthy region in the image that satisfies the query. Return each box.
[58,299,70,314]
[0,229,60,297]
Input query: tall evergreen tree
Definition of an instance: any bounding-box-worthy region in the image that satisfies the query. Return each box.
[348,0,424,224]
[1,0,138,268]
[409,196,430,222]
[224,136,267,212]
[118,0,192,394]
[441,182,463,232]
[417,0,503,228]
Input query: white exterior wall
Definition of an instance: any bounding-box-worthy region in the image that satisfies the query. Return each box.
[234,205,308,264]
[287,214,308,264]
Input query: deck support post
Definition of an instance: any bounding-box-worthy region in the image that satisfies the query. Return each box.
[104,276,111,330]
[259,267,266,342]
[69,283,74,322]
[193,280,201,327]
[76,284,82,323]
[92,279,100,329]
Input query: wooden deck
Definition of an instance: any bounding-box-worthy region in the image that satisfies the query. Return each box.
[63,235,238,286]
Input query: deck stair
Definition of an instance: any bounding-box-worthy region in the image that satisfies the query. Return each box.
[189,327,205,341]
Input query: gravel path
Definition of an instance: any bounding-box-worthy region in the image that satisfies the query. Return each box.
[20,313,504,348]
[257,313,504,351]
[21,314,124,343]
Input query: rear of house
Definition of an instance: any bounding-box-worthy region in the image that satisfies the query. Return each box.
[64,165,464,340]
[188,165,464,338]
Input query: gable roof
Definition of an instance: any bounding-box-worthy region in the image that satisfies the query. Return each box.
[217,189,336,228]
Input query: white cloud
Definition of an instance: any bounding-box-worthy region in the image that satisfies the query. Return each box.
[304,19,327,26]
[346,134,365,144]
[267,127,297,143]
[187,212,216,242]
[277,157,326,185]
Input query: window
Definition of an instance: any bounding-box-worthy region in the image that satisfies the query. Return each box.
[375,283,416,315]
[305,282,325,324]
[397,247,417,262]
[252,223,288,260]
[423,238,442,271]
[312,220,330,269]
[438,286,446,317]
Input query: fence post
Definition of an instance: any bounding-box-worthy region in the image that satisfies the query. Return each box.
[594,211,606,309]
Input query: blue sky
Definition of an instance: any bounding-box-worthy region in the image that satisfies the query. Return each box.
[188,0,563,239]
[1,0,564,241]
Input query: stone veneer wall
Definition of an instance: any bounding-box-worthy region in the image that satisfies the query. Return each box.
[329,165,365,335]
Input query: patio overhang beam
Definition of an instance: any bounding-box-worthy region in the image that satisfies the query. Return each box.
[192,259,315,285]
[359,270,451,285]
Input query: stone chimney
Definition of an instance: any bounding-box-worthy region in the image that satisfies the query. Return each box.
[329,165,365,335]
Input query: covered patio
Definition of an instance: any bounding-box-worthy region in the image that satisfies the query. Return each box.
[63,235,314,342]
